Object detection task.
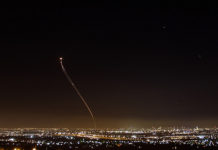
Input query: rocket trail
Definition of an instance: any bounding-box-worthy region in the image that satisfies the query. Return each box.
[59,57,96,129]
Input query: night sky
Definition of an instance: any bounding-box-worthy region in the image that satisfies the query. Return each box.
[1,2,218,128]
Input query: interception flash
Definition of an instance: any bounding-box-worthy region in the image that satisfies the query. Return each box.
[59,57,63,61]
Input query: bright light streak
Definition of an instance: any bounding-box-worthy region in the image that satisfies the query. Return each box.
[59,57,96,129]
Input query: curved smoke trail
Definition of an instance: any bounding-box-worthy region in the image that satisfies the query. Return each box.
[59,57,96,129]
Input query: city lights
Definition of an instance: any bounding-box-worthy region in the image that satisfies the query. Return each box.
[0,127,217,149]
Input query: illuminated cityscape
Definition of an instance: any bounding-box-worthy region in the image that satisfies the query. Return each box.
[1,2,218,150]
[0,127,218,149]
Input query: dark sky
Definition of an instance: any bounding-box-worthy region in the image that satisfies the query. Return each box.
[0,2,218,128]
